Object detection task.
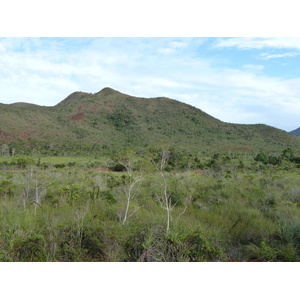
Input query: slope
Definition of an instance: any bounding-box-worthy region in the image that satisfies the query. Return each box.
[290,127,300,137]
[1,87,300,154]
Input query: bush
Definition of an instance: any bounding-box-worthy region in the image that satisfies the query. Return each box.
[0,250,14,262]
[81,229,106,260]
[245,240,278,261]
[10,156,34,168]
[112,164,126,172]
[13,233,46,261]
[254,152,268,164]
[99,190,116,204]
[54,163,66,169]
[122,224,151,262]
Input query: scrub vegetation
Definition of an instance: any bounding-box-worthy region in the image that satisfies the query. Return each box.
[1,146,300,262]
[1,88,300,156]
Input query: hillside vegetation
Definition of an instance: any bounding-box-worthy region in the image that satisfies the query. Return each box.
[1,87,300,155]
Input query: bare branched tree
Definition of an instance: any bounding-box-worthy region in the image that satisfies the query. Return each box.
[176,195,192,223]
[22,167,47,214]
[117,150,144,225]
[75,207,89,250]
[151,149,174,233]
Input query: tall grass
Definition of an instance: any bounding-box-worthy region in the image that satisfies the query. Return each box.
[1,155,300,261]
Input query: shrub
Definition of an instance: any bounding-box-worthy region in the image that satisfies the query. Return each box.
[10,156,34,168]
[81,229,106,260]
[121,224,150,262]
[54,163,66,169]
[99,190,116,204]
[254,152,268,164]
[0,250,14,262]
[12,233,46,261]
[112,163,126,172]
[245,240,278,261]
[282,147,295,161]
[0,179,14,197]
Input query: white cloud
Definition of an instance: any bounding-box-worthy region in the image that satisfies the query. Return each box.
[260,52,300,59]
[215,37,300,50]
[158,48,175,54]
[170,41,187,49]
[158,40,189,55]
[243,64,264,71]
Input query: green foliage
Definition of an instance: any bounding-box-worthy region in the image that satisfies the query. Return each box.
[0,178,14,197]
[112,163,126,172]
[1,151,300,261]
[10,155,35,168]
[12,233,46,261]
[2,88,300,156]
[0,250,13,262]
[254,151,268,164]
[54,163,66,169]
[80,228,107,260]
[282,147,295,160]
[246,240,278,261]
[99,190,116,204]
[108,108,136,129]
[254,148,298,166]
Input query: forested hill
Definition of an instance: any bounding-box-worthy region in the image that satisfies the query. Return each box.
[1,87,300,155]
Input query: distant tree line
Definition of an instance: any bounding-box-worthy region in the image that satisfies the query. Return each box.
[254,147,299,166]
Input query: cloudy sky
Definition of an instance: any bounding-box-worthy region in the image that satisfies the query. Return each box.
[1,37,300,131]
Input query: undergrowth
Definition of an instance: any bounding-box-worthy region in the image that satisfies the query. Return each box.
[1,152,300,261]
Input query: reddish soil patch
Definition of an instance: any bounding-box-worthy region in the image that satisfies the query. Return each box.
[91,103,102,112]
[67,112,85,122]
[77,105,84,112]
[19,130,40,140]
[193,170,203,174]
[0,129,13,137]
[104,104,112,110]
[90,103,113,113]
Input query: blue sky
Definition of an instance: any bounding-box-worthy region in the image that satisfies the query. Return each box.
[1,37,300,132]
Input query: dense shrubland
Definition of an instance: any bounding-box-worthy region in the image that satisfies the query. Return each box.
[1,147,300,261]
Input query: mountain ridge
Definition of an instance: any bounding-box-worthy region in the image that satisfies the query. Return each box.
[290,127,300,137]
[1,87,300,155]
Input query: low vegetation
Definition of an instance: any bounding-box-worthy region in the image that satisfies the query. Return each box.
[1,146,300,261]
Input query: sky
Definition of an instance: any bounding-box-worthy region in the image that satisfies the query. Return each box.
[1,37,300,131]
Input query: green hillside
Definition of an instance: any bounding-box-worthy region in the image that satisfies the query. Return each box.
[1,87,300,155]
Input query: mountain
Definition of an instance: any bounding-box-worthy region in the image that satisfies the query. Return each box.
[290,127,300,137]
[1,87,300,155]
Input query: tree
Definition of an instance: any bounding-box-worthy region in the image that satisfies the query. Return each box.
[282,147,295,161]
[254,151,268,164]
[22,167,46,213]
[115,149,144,225]
[151,148,175,233]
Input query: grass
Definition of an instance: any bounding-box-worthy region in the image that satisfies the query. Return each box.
[1,152,300,261]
